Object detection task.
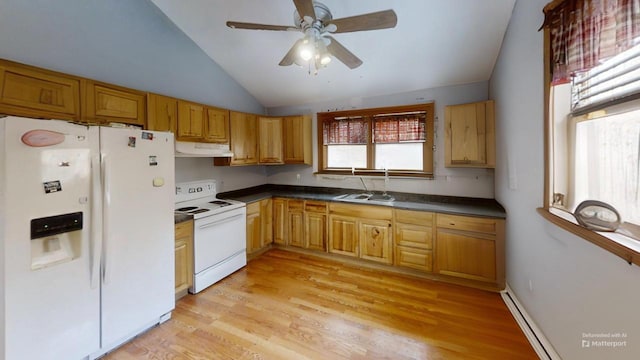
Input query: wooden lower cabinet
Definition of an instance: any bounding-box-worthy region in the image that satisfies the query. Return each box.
[273,198,287,245]
[174,220,194,300]
[287,200,305,247]
[359,219,392,264]
[394,209,434,272]
[328,215,358,257]
[304,201,327,251]
[267,197,505,291]
[246,199,273,256]
[435,214,505,288]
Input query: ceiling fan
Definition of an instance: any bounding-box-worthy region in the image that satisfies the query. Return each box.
[226,0,397,72]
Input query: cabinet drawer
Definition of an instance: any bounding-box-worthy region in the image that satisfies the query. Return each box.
[175,220,193,239]
[329,203,392,220]
[395,246,433,272]
[395,223,433,249]
[436,214,498,234]
[394,209,433,225]
[305,200,327,213]
[288,199,304,211]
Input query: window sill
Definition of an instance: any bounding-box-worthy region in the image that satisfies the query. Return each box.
[314,170,434,179]
[537,207,640,266]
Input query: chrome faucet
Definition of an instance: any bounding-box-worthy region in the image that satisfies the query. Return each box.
[359,176,370,194]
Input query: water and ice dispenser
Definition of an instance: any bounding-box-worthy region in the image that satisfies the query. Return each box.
[30,212,83,270]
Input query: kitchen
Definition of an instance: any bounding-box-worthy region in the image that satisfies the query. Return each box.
[1,1,639,360]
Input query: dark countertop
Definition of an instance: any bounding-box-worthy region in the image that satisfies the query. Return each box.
[174,213,193,224]
[218,184,506,219]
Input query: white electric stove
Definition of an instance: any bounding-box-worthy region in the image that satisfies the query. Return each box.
[175,180,247,293]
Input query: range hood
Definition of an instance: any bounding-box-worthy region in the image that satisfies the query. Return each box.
[175,141,233,157]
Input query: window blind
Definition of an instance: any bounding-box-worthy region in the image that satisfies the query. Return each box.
[572,42,640,113]
[373,113,426,143]
[323,117,368,144]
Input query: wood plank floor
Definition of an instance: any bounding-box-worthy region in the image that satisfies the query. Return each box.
[104,249,538,359]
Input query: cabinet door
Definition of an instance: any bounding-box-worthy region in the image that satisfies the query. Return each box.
[246,212,261,254]
[328,215,358,257]
[288,200,305,247]
[260,198,273,246]
[204,107,230,143]
[0,60,81,120]
[230,111,258,165]
[174,238,189,295]
[359,219,392,264]
[258,116,284,164]
[174,220,193,299]
[177,101,205,140]
[246,201,261,254]
[147,94,177,133]
[84,81,146,126]
[273,198,287,245]
[435,230,496,283]
[305,212,327,251]
[283,115,312,165]
[445,100,495,168]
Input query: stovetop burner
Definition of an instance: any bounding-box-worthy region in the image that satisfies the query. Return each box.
[209,200,232,207]
[176,206,198,212]
[189,208,210,214]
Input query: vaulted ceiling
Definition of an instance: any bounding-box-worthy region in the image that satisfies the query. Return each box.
[150,0,516,108]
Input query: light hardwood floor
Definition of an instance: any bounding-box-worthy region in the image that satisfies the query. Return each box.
[104,249,537,359]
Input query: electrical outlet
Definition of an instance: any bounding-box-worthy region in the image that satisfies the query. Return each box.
[296,173,301,182]
[528,279,533,292]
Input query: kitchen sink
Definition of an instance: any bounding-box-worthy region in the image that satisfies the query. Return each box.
[334,193,395,202]
[368,194,395,202]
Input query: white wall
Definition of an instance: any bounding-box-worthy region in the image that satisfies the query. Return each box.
[175,158,267,192]
[0,0,269,186]
[490,1,640,359]
[267,82,495,198]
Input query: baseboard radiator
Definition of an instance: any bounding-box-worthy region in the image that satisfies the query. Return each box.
[501,285,562,360]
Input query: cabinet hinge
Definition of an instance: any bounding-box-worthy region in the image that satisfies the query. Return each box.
[432,145,436,152]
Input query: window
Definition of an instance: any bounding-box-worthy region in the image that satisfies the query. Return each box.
[543,0,640,263]
[317,103,434,177]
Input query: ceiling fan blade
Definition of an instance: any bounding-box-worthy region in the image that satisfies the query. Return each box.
[226,21,294,31]
[326,36,363,69]
[328,9,397,33]
[279,39,304,66]
[293,0,316,20]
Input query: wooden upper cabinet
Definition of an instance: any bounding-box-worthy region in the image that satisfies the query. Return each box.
[229,111,258,165]
[0,59,81,120]
[177,100,205,140]
[83,81,146,126]
[258,116,284,164]
[283,115,312,165]
[147,93,177,132]
[204,107,230,143]
[444,100,495,168]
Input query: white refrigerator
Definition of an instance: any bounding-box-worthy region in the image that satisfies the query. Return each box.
[0,116,175,360]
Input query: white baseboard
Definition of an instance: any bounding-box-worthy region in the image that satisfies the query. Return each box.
[501,284,562,360]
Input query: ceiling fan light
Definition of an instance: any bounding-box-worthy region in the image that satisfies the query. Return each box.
[298,35,315,61]
[320,53,332,65]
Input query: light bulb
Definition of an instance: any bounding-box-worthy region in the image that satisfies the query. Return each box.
[298,35,315,61]
[320,53,332,65]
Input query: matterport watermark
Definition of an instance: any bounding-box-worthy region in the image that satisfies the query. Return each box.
[581,332,628,349]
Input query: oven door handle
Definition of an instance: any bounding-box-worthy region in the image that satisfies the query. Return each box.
[198,213,244,229]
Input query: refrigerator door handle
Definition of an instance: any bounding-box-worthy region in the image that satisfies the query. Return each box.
[101,154,112,285]
[90,151,102,289]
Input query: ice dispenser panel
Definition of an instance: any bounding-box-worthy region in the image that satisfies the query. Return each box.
[30,212,83,270]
